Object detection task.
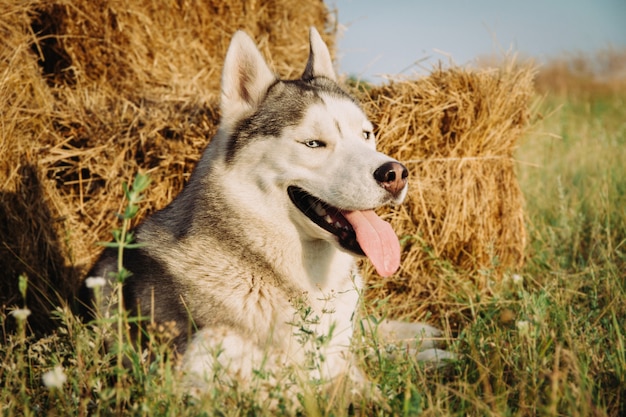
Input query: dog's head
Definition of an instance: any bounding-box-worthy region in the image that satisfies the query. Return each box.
[217,28,408,277]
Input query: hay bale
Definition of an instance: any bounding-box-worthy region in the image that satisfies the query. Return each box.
[31,0,335,97]
[0,1,79,332]
[0,0,333,333]
[359,64,535,321]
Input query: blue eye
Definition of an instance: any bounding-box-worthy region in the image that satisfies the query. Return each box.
[304,140,326,148]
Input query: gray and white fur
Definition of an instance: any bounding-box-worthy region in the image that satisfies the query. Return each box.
[83,27,451,395]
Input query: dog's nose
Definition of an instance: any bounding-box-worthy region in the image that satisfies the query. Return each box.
[374,161,408,196]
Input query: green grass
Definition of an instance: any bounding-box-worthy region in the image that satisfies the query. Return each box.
[1,92,625,416]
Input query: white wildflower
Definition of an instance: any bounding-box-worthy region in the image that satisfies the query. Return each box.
[84,276,106,289]
[10,308,31,321]
[511,274,524,285]
[516,320,531,337]
[42,365,67,390]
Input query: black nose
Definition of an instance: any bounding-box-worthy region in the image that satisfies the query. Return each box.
[373,161,408,197]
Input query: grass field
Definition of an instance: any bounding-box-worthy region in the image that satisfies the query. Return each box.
[1,88,625,416]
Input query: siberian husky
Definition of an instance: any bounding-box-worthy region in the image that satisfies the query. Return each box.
[83,27,450,399]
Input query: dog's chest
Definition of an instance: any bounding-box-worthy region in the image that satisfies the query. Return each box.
[233,272,360,346]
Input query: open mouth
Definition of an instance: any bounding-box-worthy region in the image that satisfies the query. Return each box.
[287,186,365,256]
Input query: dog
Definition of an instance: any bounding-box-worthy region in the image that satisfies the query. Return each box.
[82,27,450,399]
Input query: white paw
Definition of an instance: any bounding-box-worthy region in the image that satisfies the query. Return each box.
[415,348,457,364]
[362,318,457,365]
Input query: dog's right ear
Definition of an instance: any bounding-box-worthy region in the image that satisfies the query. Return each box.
[220,31,276,129]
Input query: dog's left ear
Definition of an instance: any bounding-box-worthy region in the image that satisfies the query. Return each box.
[302,27,336,81]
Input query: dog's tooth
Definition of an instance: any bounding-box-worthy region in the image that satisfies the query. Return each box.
[334,221,343,229]
[313,203,326,216]
[324,215,332,224]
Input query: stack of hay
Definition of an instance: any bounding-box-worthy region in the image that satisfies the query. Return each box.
[0,0,333,332]
[0,0,533,334]
[361,66,534,322]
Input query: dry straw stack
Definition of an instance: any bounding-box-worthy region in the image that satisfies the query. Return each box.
[0,0,333,332]
[359,66,534,322]
[0,0,534,333]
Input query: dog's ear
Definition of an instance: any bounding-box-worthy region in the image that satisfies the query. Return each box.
[221,31,276,127]
[302,27,336,81]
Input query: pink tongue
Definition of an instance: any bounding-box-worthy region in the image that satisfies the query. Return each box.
[341,210,401,277]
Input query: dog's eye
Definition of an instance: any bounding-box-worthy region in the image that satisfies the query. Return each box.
[303,140,326,148]
[362,130,372,140]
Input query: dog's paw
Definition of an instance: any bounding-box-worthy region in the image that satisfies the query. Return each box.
[415,347,457,365]
[376,319,443,350]
[364,319,457,366]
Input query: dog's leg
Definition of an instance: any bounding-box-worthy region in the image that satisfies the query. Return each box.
[181,325,381,410]
[181,326,280,392]
[377,319,442,350]
[361,318,456,365]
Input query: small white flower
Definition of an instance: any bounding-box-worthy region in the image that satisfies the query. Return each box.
[10,308,31,321]
[42,365,67,390]
[85,276,107,289]
[516,320,531,337]
[512,274,524,285]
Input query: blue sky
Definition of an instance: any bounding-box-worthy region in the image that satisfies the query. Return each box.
[330,0,626,81]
